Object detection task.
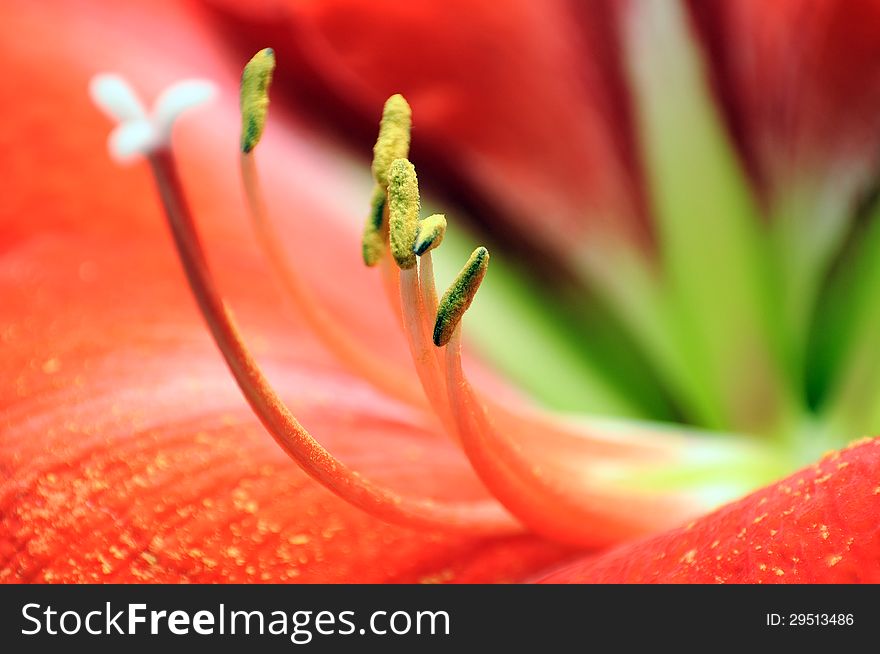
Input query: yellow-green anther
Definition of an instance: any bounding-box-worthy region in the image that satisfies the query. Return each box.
[433,247,490,346]
[362,184,386,266]
[413,214,447,256]
[371,94,411,188]
[388,158,420,269]
[240,48,275,153]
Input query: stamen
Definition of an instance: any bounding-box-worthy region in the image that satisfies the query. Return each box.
[361,95,412,269]
[378,159,456,433]
[399,266,457,435]
[240,48,275,154]
[236,51,423,407]
[371,94,412,189]
[417,250,440,338]
[443,326,705,546]
[388,158,420,270]
[148,146,517,534]
[433,247,490,347]
[414,215,446,328]
[420,248,724,546]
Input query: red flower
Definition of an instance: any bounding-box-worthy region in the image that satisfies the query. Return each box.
[3,0,880,584]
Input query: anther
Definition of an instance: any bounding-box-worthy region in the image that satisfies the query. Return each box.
[362,185,387,266]
[361,95,412,268]
[433,247,490,346]
[371,94,412,189]
[388,158,420,269]
[240,48,276,153]
[414,214,447,256]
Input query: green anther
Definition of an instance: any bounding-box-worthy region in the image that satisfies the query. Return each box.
[240,48,275,153]
[371,94,411,188]
[388,158,420,269]
[362,184,386,266]
[433,247,490,346]
[413,214,447,256]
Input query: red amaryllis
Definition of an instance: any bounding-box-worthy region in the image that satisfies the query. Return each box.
[3,0,880,584]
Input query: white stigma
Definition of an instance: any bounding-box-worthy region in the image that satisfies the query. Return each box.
[89,73,217,164]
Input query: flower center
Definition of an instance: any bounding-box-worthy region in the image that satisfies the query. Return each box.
[90,49,804,547]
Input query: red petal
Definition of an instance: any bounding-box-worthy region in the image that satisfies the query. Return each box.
[198,0,651,264]
[0,0,573,582]
[539,438,880,583]
[687,0,880,195]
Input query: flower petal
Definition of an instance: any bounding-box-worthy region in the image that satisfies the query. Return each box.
[687,0,880,195]
[687,0,880,363]
[538,438,880,583]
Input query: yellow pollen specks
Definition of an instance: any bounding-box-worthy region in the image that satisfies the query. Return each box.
[288,534,310,546]
[414,214,447,256]
[240,48,275,153]
[434,247,490,346]
[419,569,456,584]
[388,158,420,269]
[845,436,873,451]
[827,555,843,567]
[42,358,61,374]
[372,94,412,189]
